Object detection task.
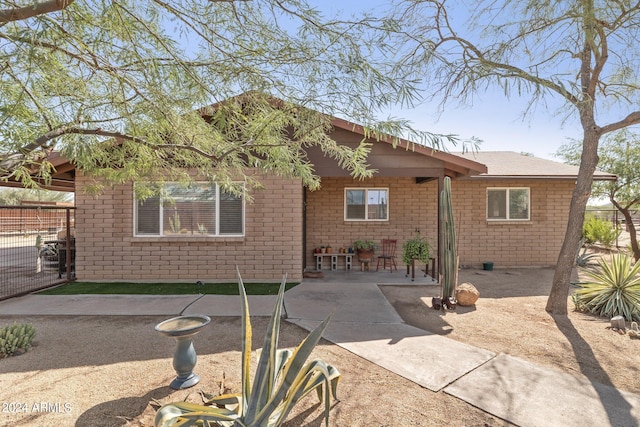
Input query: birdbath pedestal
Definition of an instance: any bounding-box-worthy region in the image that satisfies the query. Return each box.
[155,314,211,390]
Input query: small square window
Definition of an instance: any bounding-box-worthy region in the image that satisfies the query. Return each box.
[345,188,388,221]
[487,188,530,221]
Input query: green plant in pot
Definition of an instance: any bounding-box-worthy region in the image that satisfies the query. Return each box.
[353,239,377,261]
[402,234,431,265]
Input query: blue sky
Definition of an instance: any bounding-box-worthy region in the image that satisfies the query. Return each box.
[316,0,634,161]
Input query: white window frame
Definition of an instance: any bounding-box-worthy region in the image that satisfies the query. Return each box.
[344,187,389,222]
[486,187,530,221]
[133,182,245,237]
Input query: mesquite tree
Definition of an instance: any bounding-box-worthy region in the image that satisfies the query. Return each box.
[0,0,449,195]
[391,0,640,315]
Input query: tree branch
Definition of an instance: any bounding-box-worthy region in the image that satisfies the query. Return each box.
[599,111,640,135]
[0,0,74,23]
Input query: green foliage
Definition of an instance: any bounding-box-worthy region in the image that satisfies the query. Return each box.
[582,214,621,247]
[440,176,457,300]
[558,130,640,204]
[154,272,340,427]
[353,239,377,251]
[0,2,460,195]
[573,253,640,321]
[402,234,431,265]
[0,322,36,358]
[559,130,640,261]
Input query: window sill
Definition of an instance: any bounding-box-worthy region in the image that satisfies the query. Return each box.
[486,220,532,225]
[130,236,245,243]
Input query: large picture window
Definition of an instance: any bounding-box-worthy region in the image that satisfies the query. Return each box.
[345,188,388,221]
[134,182,244,236]
[487,188,530,221]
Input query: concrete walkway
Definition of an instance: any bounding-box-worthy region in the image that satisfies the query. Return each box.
[1,271,639,426]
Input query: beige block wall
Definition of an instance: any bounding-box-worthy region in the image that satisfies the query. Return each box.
[306,177,574,270]
[305,177,440,269]
[75,172,303,282]
[453,178,574,268]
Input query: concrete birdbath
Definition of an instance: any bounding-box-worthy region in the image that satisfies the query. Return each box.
[155,314,211,390]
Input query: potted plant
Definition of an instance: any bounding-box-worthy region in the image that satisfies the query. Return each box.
[353,239,377,261]
[402,234,432,265]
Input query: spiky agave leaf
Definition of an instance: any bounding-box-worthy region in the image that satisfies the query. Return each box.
[237,267,253,417]
[249,313,334,426]
[155,272,340,427]
[153,401,240,427]
[270,359,341,426]
[574,253,640,321]
[244,275,288,422]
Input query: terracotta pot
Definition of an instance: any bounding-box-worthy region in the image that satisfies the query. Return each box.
[357,248,374,261]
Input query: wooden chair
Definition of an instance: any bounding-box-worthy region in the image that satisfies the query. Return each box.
[376,239,397,272]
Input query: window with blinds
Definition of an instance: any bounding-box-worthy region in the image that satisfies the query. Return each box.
[135,183,244,236]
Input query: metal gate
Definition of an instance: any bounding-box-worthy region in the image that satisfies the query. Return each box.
[0,206,76,300]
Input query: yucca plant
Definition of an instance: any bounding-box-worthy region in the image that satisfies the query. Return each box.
[573,253,640,321]
[154,271,340,427]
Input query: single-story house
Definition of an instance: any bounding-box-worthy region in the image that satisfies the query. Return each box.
[12,116,616,283]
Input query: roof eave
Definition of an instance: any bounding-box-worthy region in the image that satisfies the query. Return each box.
[330,117,488,177]
[465,174,618,181]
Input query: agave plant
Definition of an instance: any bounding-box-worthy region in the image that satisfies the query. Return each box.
[154,271,340,427]
[573,253,640,321]
[575,238,598,267]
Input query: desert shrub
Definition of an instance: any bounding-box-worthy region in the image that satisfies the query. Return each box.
[582,214,620,247]
[573,253,640,321]
[0,322,36,358]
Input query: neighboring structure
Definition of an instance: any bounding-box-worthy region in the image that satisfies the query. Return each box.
[7,121,616,283]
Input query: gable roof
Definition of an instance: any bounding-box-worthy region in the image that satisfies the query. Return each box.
[330,117,488,178]
[455,151,617,181]
[3,113,490,193]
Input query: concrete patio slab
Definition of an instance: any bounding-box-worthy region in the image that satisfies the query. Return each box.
[182,294,279,316]
[0,294,279,316]
[445,353,640,427]
[0,294,193,315]
[290,319,496,392]
[284,281,405,323]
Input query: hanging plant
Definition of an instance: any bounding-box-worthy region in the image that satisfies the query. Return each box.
[402,234,431,265]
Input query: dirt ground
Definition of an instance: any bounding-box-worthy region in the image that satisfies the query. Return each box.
[0,266,639,426]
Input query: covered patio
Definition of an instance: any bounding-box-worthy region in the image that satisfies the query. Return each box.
[303,267,438,286]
